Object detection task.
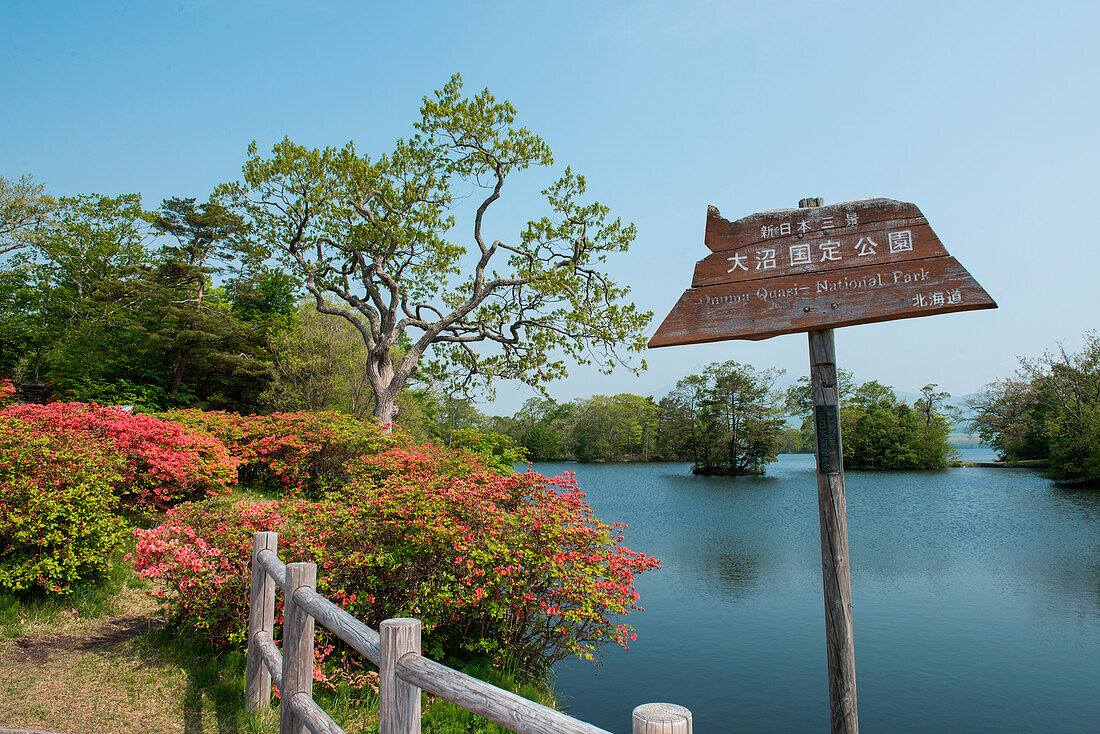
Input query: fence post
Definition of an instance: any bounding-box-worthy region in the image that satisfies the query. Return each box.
[380,618,422,734]
[246,531,278,712]
[281,561,317,734]
[633,703,692,734]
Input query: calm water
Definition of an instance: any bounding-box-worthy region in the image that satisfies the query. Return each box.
[538,451,1100,733]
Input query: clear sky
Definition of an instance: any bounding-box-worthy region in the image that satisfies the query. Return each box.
[3,1,1097,414]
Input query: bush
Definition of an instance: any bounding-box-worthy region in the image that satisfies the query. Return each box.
[0,379,15,406]
[131,499,315,646]
[131,444,660,675]
[449,429,527,474]
[2,403,237,512]
[332,445,661,669]
[161,409,398,498]
[0,417,128,593]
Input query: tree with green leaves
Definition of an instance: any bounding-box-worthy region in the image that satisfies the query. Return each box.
[224,75,650,429]
[669,373,711,465]
[969,334,1100,481]
[838,379,956,470]
[3,193,149,386]
[966,377,1048,461]
[1020,332,1100,481]
[697,361,786,475]
[0,174,56,258]
[149,197,256,395]
[913,383,956,467]
[569,393,658,462]
[263,300,374,414]
[510,396,576,460]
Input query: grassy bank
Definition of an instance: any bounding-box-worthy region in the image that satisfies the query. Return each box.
[0,525,555,734]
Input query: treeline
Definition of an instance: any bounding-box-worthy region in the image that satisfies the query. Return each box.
[0,175,959,473]
[967,331,1099,482]
[786,375,956,470]
[0,180,443,438]
[443,364,958,473]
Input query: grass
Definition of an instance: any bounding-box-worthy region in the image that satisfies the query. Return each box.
[0,489,561,734]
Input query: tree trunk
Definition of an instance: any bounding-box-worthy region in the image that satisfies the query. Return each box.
[170,346,191,396]
[374,392,398,430]
[369,350,399,433]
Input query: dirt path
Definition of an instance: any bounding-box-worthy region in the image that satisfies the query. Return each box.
[0,588,243,734]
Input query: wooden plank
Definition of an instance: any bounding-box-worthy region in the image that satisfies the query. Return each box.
[287,692,346,734]
[257,547,288,589]
[693,217,947,288]
[282,563,317,734]
[381,619,422,734]
[649,255,996,347]
[395,653,614,734]
[295,586,381,665]
[632,703,692,733]
[254,630,285,691]
[247,532,279,712]
[704,197,922,253]
[809,330,858,734]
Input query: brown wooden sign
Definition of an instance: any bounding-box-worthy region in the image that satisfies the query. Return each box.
[649,198,996,347]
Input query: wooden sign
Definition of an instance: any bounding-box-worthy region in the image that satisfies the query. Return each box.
[649,198,996,347]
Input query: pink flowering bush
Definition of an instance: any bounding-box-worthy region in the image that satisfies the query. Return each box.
[0,379,15,406]
[161,409,398,498]
[0,416,128,593]
[131,443,661,674]
[2,403,237,512]
[131,499,315,646]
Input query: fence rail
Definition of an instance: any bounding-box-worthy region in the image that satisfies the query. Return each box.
[245,531,692,734]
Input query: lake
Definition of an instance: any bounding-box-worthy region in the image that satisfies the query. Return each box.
[538,452,1100,733]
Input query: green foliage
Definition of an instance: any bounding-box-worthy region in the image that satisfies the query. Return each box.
[0,416,127,593]
[0,192,150,386]
[693,361,786,475]
[261,301,377,416]
[449,428,527,474]
[972,331,1100,481]
[774,425,813,453]
[224,74,650,425]
[787,376,957,471]
[839,381,956,470]
[0,547,136,640]
[0,174,56,258]
[0,189,285,411]
[784,369,855,417]
[510,397,576,461]
[967,378,1048,460]
[571,393,658,462]
[436,394,489,445]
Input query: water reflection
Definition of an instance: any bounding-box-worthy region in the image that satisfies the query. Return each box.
[681,533,762,600]
[542,456,1100,734]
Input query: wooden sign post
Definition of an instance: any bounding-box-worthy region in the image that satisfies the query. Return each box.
[649,196,996,734]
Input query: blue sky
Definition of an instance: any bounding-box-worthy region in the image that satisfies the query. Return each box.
[3,1,1097,414]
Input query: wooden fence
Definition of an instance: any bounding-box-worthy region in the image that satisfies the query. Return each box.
[246,532,693,734]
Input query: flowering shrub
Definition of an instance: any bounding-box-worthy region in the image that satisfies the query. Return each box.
[2,403,236,512]
[0,379,15,406]
[0,417,128,593]
[161,409,399,498]
[132,444,660,674]
[131,499,316,646]
[331,445,661,668]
